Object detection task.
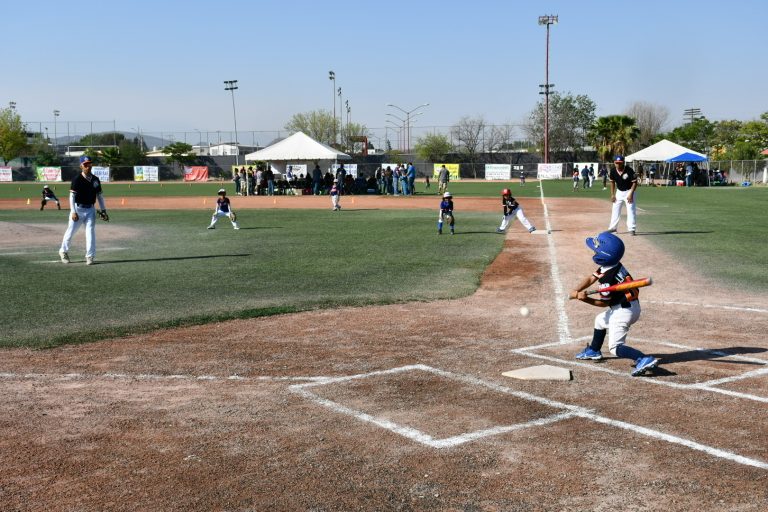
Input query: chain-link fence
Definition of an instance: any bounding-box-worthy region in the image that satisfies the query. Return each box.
[710,160,768,184]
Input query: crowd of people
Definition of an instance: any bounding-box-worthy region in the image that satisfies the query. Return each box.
[230,162,425,197]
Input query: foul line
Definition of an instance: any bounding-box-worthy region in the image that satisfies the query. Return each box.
[644,300,768,314]
[539,181,571,343]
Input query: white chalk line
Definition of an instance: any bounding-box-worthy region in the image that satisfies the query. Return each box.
[0,372,330,383]
[539,181,571,343]
[510,345,768,404]
[644,300,768,314]
[291,364,768,469]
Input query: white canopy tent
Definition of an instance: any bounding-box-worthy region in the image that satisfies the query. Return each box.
[625,139,708,185]
[244,132,350,175]
[625,139,706,162]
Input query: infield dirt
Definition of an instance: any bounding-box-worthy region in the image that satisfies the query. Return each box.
[1,196,766,511]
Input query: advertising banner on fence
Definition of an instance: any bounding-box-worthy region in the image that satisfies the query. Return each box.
[433,163,461,181]
[536,163,563,180]
[36,166,63,182]
[133,166,159,182]
[0,166,12,182]
[183,166,209,181]
[92,166,110,182]
[484,164,511,180]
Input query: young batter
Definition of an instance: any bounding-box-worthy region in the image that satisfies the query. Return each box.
[438,191,454,235]
[496,188,535,234]
[207,189,239,229]
[570,231,659,376]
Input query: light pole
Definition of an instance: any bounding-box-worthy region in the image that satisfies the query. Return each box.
[345,100,350,128]
[53,110,60,154]
[328,71,336,143]
[386,103,429,155]
[386,120,403,151]
[224,80,240,165]
[538,14,558,164]
[337,87,343,146]
[386,113,406,151]
[9,101,16,111]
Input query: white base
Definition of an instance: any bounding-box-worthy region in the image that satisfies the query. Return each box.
[502,365,572,381]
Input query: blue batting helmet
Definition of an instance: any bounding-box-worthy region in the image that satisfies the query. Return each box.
[586,232,625,266]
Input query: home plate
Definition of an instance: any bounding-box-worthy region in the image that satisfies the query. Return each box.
[502,365,572,381]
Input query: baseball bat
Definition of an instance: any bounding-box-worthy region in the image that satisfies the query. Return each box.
[582,276,653,296]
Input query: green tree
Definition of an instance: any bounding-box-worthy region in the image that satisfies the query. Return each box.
[284,110,338,145]
[451,116,485,177]
[75,132,125,147]
[0,107,29,164]
[588,115,640,161]
[100,147,122,167]
[414,133,452,162]
[29,134,59,166]
[525,92,596,158]
[161,142,195,169]
[119,138,147,166]
[663,117,715,153]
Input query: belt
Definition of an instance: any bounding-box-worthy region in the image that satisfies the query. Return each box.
[76,203,94,208]
[611,301,633,309]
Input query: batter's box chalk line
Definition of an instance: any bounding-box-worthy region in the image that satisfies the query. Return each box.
[290,364,768,469]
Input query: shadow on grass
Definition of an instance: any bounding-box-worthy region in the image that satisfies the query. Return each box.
[98,253,251,265]
[658,346,767,366]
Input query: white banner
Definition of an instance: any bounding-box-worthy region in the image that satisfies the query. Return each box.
[484,164,511,180]
[133,166,159,182]
[537,163,563,180]
[92,166,110,182]
[285,164,307,178]
[0,166,12,182]
[332,163,358,178]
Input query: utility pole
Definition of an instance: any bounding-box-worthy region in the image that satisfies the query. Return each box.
[538,14,558,164]
[224,80,240,165]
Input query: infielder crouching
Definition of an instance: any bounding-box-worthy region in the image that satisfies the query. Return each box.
[570,231,659,376]
[496,188,535,234]
[208,188,240,229]
[41,185,61,210]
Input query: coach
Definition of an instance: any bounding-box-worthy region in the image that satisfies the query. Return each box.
[58,155,108,265]
[607,155,637,236]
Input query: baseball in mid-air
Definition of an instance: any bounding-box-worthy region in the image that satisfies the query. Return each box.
[520,306,530,317]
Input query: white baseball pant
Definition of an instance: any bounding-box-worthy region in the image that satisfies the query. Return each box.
[210,210,239,228]
[608,189,637,232]
[60,205,97,258]
[498,207,534,232]
[594,301,641,355]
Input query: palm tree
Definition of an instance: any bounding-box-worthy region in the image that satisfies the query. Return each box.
[588,115,640,160]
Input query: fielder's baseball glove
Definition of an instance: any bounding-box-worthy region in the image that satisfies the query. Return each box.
[230,212,237,222]
[97,209,110,222]
[443,214,453,224]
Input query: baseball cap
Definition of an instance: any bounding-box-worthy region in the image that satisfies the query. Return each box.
[217,188,226,193]
[613,155,625,162]
[43,185,50,188]
[80,155,92,164]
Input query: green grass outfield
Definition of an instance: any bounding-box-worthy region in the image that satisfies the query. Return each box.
[0,209,502,348]
[1,182,765,348]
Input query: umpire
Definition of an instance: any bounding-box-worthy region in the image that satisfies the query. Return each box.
[59,155,109,265]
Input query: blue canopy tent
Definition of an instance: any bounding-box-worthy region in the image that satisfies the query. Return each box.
[666,152,708,163]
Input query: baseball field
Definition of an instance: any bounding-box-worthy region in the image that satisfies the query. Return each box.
[0,181,766,510]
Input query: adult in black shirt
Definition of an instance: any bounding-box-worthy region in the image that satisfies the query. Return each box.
[58,155,107,264]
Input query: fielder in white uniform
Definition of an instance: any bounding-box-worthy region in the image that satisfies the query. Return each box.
[59,155,106,265]
[496,188,535,234]
[607,155,638,235]
[571,232,659,376]
[207,189,240,229]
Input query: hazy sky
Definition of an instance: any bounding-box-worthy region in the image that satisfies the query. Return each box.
[5,0,767,142]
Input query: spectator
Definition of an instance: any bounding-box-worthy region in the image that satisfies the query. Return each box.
[384,166,394,195]
[366,174,378,193]
[255,167,264,195]
[239,167,248,196]
[323,170,334,193]
[233,170,241,195]
[589,164,596,187]
[312,163,323,195]
[393,164,401,196]
[581,165,590,188]
[407,162,417,195]
[437,164,450,195]
[265,167,275,195]
[336,164,347,194]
